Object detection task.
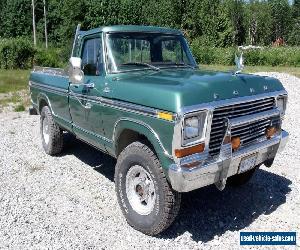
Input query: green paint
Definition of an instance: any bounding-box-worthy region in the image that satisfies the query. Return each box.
[29,25,286,172]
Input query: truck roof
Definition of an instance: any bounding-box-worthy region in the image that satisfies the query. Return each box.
[78,25,182,36]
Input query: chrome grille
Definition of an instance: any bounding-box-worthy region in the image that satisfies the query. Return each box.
[209,97,276,156]
[231,117,280,144]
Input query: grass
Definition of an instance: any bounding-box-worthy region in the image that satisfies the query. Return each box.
[14,104,26,112]
[0,70,30,111]
[200,64,300,78]
[0,91,30,112]
[0,69,30,93]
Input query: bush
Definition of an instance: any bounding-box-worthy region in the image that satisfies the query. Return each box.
[0,38,69,69]
[190,39,236,65]
[243,47,300,67]
[0,38,35,69]
[34,48,66,68]
[190,39,300,67]
[14,104,25,112]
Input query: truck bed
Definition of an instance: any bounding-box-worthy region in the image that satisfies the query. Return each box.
[29,66,71,130]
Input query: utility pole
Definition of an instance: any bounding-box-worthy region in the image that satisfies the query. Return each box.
[32,0,37,47]
[43,0,48,49]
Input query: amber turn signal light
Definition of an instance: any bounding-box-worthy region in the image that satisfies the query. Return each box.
[175,143,205,158]
[231,137,241,151]
[266,126,277,139]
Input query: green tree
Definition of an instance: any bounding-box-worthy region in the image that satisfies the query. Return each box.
[245,0,272,45]
[0,0,33,38]
[225,0,246,45]
[182,0,224,45]
[287,0,300,45]
[0,0,298,48]
[269,0,292,42]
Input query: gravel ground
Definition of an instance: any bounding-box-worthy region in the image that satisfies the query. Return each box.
[0,72,299,249]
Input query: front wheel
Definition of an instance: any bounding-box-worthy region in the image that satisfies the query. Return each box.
[115,142,181,235]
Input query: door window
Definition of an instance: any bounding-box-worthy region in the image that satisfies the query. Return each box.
[81,38,103,75]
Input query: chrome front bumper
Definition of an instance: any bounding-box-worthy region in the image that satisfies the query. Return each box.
[168,130,289,192]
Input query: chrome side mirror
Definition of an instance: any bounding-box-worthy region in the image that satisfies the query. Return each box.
[69,57,84,84]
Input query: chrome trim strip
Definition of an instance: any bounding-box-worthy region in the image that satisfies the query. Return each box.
[230,109,280,127]
[113,117,173,159]
[69,92,175,121]
[31,80,172,120]
[30,81,68,95]
[106,66,194,74]
[30,98,38,107]
[100,98,157,116]
[69,92,157,116]
[73,124,112,143]
[53,113,72,125]
[105,31,182,35]
[32,67,68,78]
[37,92,54,114]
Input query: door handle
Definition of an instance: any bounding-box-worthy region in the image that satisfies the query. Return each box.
[103,86,110,93]
[84,82,95,89]
[70,83,81,88]
[84,102,92,109]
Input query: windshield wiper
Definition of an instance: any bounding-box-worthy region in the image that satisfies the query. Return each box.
[121,62,160,71]
[172,63,196,69]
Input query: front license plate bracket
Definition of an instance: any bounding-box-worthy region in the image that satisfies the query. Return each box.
[239,153,257,173]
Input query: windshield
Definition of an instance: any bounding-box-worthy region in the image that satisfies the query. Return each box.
[106,32,196,73]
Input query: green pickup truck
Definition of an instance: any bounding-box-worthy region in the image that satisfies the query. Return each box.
[29,25,289,235]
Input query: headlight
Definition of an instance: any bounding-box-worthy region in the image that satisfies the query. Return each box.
[182,111,207,146]
[184,117,199,139]
[276,96,287,115]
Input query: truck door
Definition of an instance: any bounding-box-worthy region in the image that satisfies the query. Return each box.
[69,35,107,151]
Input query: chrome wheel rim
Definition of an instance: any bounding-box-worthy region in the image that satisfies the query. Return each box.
[125,165,156,215]
[42,117,50,145]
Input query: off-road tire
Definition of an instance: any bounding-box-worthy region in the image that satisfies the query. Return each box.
[227,167,257,186]
[115,142,181,235]
[40,106,63,155]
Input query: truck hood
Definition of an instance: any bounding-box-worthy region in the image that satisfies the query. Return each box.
[107,68,285,113]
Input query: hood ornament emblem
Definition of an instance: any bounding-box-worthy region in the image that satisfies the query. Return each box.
[234,52,244,75]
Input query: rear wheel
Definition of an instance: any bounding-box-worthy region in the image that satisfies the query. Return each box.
[40,106,64,155]
[227,167,257,186]
[115,142,181,235]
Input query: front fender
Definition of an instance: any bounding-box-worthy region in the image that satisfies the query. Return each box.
[37,93,53,113]
[113,118,174,170]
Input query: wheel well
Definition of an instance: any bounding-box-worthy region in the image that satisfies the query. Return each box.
[39,99,48,113]
[116,129,155,157]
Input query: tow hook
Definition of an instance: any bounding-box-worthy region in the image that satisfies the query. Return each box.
[215,178,227,191]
